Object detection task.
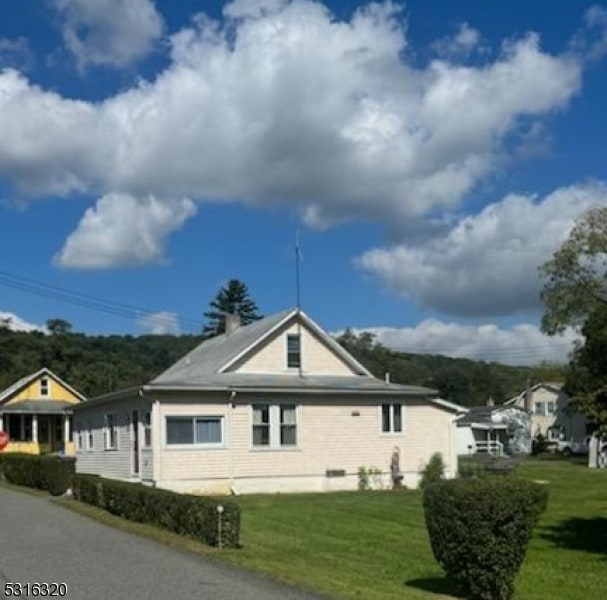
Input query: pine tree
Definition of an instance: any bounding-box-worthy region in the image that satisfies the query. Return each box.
[202,279,262,338]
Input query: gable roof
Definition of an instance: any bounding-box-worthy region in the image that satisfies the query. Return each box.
[153,308,372,385]
[456,403,528,427]
[0,367,86,405]
[504,381,567,407]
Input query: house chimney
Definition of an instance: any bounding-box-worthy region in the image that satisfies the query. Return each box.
[225,312,241,335]
[524,378,532,412]
[385,372,390,384]
[486,396,494,407]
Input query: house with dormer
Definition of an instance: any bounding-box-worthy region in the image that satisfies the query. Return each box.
[73,309,464,494]
[0,368,85,455]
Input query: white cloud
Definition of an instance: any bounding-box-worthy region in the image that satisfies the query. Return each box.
[356,183,607,317]
[348,320,580,366]
[0,1,587,267]
[433,23,481,58]
[0,311,46,332]
[51,0,164,71]
[53,193,197,268]
[137,311,180,335]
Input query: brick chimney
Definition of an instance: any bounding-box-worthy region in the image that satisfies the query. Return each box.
[225,312,241,335]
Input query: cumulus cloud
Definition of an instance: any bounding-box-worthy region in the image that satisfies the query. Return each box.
[137,311,180,335]
[0,1,588,267]
[0,311,46,332]
[433,23,482,58]
[356,183,607,317]
[51,0,164,71]
[347,320,580,366]
[53,194,197,268]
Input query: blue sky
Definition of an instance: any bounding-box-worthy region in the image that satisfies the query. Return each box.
[1,0,606,365]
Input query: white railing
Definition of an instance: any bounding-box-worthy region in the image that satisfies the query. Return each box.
[475,440,504,456]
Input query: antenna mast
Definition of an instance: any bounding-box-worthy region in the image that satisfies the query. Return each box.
[295,228,302,313]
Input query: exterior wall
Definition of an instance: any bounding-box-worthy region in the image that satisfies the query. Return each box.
[232,323,358,376]
[74,398,153,481]
[529,387,586,440]
[153,392,458,494]
[457,426,476,455]
[5,376,81,405]
[2,442,40,454]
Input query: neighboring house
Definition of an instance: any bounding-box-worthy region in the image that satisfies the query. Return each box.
[456,402,531,456]
[0,368,85,456]
[504,382,587,442]
[73,308,465,494]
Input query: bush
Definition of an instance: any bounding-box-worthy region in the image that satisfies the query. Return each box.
[72,474,240,548]
[532,433,549,455]
[419,452,445,490]
[423,477,548,600]
[1,454,74,495]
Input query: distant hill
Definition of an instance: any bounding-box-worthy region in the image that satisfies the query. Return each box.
[0,326,566,405]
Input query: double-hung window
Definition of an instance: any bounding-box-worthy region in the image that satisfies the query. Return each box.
[143,411,152,448]
[381,403,403,433]
[252,403,298,448]
[287,334,301,369]
[104,414,118,450]
[546,401,556,415]
[40,377,49,397]
[534,402,546,416]
[166,416,223,446]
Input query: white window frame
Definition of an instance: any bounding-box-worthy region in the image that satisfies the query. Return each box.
[164,415,225,448]
[40,377,49,397]
[143,411,152,448]
[286,334,301,370]
[534,402,546,416]
[104,413,118,450]
[251,402,299,449]
[380,402,404,434]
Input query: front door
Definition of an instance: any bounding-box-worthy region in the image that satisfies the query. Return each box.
[132,410,140,476]
[38,416,50,452]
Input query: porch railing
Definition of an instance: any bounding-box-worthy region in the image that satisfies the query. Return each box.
[475,440,504,456]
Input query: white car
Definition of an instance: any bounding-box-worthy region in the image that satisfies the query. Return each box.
[556,437,590,456]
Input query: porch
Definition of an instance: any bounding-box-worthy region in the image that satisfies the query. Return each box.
[0,401,74,456]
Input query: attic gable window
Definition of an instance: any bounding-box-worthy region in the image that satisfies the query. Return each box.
[287,334,301,369]
[40,377,49,397]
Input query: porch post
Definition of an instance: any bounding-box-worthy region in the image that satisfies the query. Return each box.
[0,414,3,432]
[32,414,38,443]
[64,414,70,447]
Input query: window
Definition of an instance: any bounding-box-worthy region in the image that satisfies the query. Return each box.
[87,425,94,451]
[252,403,298,448]
[40,377,49,397]
[381,403,403,433]
[547,401,556,415]
[6,415,33,442]
[534,402,546,416]
[166,416,223,446]
[287,334,301,369]
[104,414,117,450]
[143,411,152,448]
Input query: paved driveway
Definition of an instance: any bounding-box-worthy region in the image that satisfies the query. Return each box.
[0,487,324,600]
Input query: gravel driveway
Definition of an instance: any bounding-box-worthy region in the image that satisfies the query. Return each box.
[0,486,324,600]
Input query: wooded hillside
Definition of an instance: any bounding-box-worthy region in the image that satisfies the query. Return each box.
[0,326,566,405]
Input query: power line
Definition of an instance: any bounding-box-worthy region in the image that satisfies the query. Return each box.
[0,269,203,332]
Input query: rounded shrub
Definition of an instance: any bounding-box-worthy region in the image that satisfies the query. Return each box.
[423,476,548,600]
[419,452,445,490]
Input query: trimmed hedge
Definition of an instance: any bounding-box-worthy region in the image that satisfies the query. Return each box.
[72,474,240,548]
[0,453,75,495]
[423,476,548,600]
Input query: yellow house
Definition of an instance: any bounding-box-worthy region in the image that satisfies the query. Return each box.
[0,368,86,456]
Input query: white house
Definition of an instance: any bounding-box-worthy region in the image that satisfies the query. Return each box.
[504,382,587,442]
[73,308,464,494]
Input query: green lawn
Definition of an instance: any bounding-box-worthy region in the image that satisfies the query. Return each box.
[43,459,607,599]
[215,459,607,600]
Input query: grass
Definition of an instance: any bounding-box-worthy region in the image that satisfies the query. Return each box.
[7,459,607,599]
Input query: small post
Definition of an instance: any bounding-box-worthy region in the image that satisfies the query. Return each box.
[217,504,224,549]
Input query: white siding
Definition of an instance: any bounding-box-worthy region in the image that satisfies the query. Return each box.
[153,392,457,494]
[74,397,152,481]
[233,323,358,376]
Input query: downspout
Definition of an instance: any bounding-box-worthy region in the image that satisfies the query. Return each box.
[152,397,161,487]
[228,391,238,495]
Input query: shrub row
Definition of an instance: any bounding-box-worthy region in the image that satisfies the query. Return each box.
[423,476,548,600]
[0,453,75,496]
[72,474,240,548]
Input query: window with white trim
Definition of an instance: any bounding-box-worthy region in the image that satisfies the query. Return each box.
[534,402,546,416]
[252,403,298,447]
[104,414,118,450]
[381,403,403,433]
[287,334,301,369]
[87,425,94,451]
[166,416,223,446]
[143,411,152,448]
[546,401,556,415]
[40,377,49,397]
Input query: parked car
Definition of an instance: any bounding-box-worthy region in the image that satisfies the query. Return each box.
[556,437,590,456]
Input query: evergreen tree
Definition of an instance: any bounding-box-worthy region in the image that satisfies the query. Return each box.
[202,279,262,338]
